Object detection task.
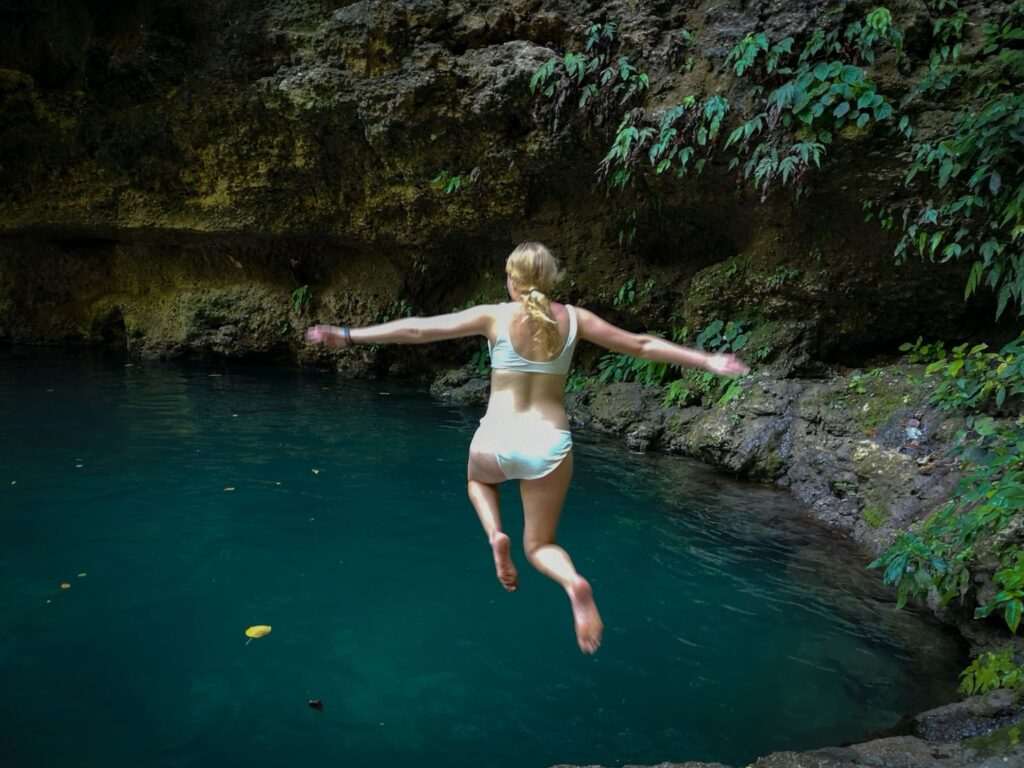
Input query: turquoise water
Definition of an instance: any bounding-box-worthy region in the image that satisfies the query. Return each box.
[0,348,963,768]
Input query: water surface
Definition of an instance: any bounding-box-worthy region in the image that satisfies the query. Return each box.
[0,348,964,768]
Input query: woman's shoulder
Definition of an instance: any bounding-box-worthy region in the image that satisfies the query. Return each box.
[465,302,510,315]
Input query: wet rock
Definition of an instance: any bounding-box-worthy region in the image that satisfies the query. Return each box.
[563,363,967,557]
[589,382,657,434]
[429,365,490,405]
[914,689,1024,743]
[625,421,662,452]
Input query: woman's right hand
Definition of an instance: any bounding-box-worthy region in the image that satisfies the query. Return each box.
[306,325,342,347]
[706,353,749,377]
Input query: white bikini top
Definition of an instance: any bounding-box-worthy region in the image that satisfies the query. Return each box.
[489,303,579,375]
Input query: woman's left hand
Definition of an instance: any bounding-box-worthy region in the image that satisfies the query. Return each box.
[706,353,749,377]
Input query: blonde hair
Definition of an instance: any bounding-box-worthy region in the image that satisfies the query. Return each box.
[506,242,563,356]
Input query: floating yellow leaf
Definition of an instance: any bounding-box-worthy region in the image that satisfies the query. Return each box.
[60,583,71,590]
[244,625,272,645]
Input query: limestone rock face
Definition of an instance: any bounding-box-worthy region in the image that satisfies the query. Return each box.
[0,0,1007,360]
[541,364,965,559]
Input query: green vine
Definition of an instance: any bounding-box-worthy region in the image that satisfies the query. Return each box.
[870,1,1024,317]
[723,8,902,198]
[871,333,1024,642]
[530,5,1024,316]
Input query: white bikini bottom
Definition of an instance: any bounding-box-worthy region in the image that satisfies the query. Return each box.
[470,414,572,481]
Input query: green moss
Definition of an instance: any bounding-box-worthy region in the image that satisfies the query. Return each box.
[962,721,1023,758]
[743,319,791,364]
[752,447,786,480]
[846,366,931,431]
[860,486,890,528]
[861,505,888,528]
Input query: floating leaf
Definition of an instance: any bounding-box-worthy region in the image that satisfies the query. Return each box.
[311,469,320,475]
[245,625,272,638]
[60,583,71,590]
[223,487,235,492]
[77,572,87,578]
[308,699,324,712]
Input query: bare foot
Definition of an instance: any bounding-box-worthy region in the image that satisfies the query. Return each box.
[490,532,518,592]
[568,575,603,654]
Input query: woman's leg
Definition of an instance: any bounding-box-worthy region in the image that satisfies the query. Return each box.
[467,450,518,592]
[520,452,603,654]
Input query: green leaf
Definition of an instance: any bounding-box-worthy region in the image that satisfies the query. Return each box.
[998,284,1013,318]
[840,65,863,84]
[965,261,984,299]
[834,101,851,118]
[976,603,996,619]
[1006,599,1023,634]
[939,159,955,188]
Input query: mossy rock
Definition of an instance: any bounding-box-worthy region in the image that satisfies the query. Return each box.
[861,504,889,529]
[962,721,1024,758]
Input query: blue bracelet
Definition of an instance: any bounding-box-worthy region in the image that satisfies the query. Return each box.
[342,327,352,346]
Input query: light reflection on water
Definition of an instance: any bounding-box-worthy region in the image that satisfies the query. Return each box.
[0,347,964,768]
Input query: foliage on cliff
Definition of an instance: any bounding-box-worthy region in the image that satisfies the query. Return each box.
[530,0,1024,319]
[869,333,1024,623]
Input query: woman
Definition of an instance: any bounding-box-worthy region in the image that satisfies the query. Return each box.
[306,242,749,654]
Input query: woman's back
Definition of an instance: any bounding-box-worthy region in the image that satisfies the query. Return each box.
[486,302,575,427]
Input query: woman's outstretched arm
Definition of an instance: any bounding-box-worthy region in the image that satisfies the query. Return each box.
[306,305,493,348]
[576,306,749,376]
